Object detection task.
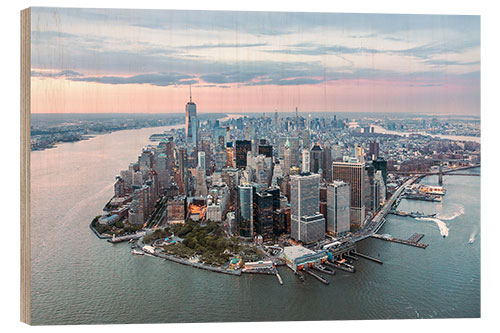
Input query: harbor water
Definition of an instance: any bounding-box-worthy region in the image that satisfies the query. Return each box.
[30,126,480,325]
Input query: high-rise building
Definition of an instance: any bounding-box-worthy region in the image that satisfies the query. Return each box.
[290,173,325,243]
[372,157,387,188]
[302,149,310,173]
[254,191,274,241]
[332,161,366,227]
[283,145,291,177]
[178,147,188,195]
[185,87,198,146]
[226,142,234,167]
[195,166,207,197]
[310,144,323,174]
[322,143,333,182]
[278,137,300,166]
[301,129,311,151]
[235,140,252,169]
[238,184,253,238]
[374,170,386,207]
[369,141,380,160]
[327,181,351,235]
[355,145,365,163]
[258,145,273,158]
[198,151,206,173]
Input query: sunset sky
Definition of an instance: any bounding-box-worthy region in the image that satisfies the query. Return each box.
[30,7,480,115]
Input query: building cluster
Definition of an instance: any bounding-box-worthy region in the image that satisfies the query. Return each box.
[99,92,479,248]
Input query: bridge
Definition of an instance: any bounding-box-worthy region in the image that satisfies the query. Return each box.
[391,163,480,177]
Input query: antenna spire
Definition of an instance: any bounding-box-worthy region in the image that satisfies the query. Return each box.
[190,85,192,103]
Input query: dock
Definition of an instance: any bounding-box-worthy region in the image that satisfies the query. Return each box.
[371,233,428,249]
[325,260,356,273]
[295,270,305,282]
[313,265,336,276]
[352,251,383,265]
[275,270,283,285]
[304,269,330,285]
[343,253,359,261]
[408,233,425,243]
[107,231,146,243]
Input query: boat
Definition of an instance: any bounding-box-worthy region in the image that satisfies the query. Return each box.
[131,249,144,255]
[419,185,446,196]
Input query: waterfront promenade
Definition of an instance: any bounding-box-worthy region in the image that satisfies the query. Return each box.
[350,176,421,244]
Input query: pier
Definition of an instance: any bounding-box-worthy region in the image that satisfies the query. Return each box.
[108,231,146,243]
[325,260,356,273]
[352,251,383,265]
[275,270,283,285]
[304,269,330,285]
[408,233,425,243]
[313,265,336,276]
[343,253,359,261]
[371,233,428,249]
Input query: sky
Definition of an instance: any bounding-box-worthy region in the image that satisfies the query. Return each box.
[30,7,480,115]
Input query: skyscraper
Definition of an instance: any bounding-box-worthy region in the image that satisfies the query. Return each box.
[327,181,351,235]
[254,191,274,241]
[178,147,188,195]
[198,151,206,173]
[322,142,333,182]
[310,144,323,174]
[290,173,325,243]
[278,137,300,166]
[185,87,198,146]
[332,160,366,227]
[195,166,207,197]
[258,144,273,158]
[302,149,310,173]
[369,140,380,160]
[283,143,292,176]
[235,140,252,169]
[238,184,253,238]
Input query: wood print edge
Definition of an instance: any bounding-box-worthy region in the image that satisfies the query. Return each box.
[20,7,31,325]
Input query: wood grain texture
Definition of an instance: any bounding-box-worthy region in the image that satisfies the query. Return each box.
[20,7,31,325]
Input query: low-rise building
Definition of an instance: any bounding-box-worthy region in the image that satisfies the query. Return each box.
[282,246,328,272]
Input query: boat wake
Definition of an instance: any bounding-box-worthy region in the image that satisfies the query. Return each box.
[416,217,449,237]
[468,229,478,244]
[437,204,465,221]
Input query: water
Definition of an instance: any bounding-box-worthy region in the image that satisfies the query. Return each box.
[371,125,481,143]
[30,127,480,325]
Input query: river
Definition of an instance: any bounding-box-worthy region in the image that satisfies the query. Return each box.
[30,125,480,325]
[371,125,480,143]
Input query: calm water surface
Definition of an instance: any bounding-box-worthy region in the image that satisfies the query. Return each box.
[30,126,480,325]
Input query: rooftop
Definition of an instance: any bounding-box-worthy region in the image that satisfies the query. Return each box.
[283,245,315,260]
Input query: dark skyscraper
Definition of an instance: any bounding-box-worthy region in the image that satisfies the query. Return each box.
[310,144,323,174]
[258,145,273,158]
[369,140,380,160]
[235,140,252,169]
[372,157,387,185]
[254,191,274,241]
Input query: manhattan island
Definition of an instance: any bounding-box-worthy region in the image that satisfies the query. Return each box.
[90,91,481,284]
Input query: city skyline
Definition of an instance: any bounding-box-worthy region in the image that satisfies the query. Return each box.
[31,8,480,115]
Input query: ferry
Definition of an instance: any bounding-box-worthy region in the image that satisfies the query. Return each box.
[419,185,446,196]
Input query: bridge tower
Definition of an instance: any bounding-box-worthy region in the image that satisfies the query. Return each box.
[438,162,443,186]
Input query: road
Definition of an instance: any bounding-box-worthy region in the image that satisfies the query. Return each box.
[350,176,421,243]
